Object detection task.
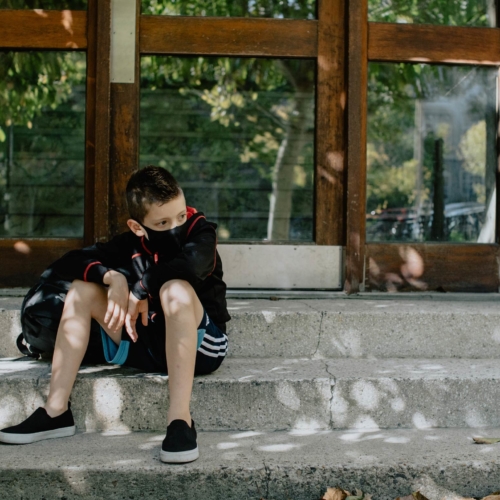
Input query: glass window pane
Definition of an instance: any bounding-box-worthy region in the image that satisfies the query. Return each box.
[140,56,315,242]
[367,63,497,243]
[1,1,86,8]
[369,0,495,27]
[0,52,86,238]
[141,0,315,19]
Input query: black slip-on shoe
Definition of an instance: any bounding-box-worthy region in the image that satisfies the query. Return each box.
[160,419,199,463]
[0,404,76,445]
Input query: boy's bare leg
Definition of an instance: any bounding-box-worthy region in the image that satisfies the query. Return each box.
[160,279,204,426]
[44,280,123,418]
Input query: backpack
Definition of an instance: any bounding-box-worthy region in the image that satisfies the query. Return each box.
[17,278,105,364]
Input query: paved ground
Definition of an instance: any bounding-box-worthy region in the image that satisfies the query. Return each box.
[0,428,499,499]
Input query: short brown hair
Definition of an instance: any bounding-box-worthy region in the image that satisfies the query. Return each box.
[126,166,182,223]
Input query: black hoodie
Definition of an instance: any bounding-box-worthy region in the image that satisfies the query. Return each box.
[42,208,231,331]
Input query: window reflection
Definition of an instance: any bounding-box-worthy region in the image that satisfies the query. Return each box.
[140,57,315,242]
[0,52,86,238]
[142,0,315,19]
[368,0,495,27]
[367,63,497,243]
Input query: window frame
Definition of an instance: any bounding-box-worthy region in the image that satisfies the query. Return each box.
[1,0,498,291]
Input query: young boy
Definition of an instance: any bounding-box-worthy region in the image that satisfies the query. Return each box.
[0,166,230,464]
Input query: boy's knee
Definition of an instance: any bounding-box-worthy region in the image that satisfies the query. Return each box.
[68,279,102,302]
[160,280,195,316]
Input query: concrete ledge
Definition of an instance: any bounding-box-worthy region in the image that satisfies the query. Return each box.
[3,296,500,359]
[0,428,499,500]
[2,358,500,432]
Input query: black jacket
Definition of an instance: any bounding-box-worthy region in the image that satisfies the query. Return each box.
[42,209,231,331]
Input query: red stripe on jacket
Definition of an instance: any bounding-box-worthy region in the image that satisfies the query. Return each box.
[83,261,102,282]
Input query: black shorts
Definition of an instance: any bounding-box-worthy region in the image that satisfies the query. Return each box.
[100,309,228,375]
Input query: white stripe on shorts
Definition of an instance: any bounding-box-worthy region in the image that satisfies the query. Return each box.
[198,346,227,358]
[200,340,227,352]
[203,333,228,344]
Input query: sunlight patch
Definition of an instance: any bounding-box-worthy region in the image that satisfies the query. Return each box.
[258,443,300,452]
[217,442,240,450]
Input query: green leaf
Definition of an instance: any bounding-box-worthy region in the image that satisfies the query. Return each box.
[0,127,5,143]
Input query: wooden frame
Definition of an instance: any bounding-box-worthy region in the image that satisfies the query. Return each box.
[366,243,500,293]
[345,10,500,293]
[140,16,317,57]
[108,0,141,236]
[0,240,82,287]
[345,0,367,292]
[0,9,87,49]
[1,4,500,291]
[86,0,112,244]
[315,0,346,246]
[369,23,500,66]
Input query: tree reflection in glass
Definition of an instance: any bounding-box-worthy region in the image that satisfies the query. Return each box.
[369,0,495,27]
[367,63,497,243]
[0,52,86,238]
[140,57,316,242]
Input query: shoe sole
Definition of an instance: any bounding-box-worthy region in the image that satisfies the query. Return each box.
[160,446,199,463]
[0,426,76,444]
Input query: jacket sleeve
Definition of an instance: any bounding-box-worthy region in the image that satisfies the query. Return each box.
[131,221,217,300]
[45,233,131,285]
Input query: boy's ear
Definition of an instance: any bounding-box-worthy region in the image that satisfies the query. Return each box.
[127,219,146,237]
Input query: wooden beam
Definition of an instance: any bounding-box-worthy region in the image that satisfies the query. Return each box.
[369,23,500,66]
[0,9,87,50]
[140,16,318,57]
[92,0,112,242]
[345,0,368,293]
[366,243,500,292]
[108,0,141,237]
[315,0,346,246]
[84,0,97,245]
[0,239,83,287]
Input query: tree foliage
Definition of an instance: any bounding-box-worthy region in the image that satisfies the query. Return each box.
[141,0,314,19]
[368,0,492,26]
[0,52,85,142]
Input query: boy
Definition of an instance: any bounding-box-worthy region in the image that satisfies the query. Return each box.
[0,166,230,464]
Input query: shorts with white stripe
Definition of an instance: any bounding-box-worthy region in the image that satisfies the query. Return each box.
[101,308,228,375]
[194,310,228,374]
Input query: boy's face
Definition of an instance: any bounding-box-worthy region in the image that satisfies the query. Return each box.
[127,192,187,238]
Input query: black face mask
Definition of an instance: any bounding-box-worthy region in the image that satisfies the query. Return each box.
[140,219,189,252]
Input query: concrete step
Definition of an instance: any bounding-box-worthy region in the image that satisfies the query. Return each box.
[2,357,500,432]
[0,427,499,500]
[3,294,500,359]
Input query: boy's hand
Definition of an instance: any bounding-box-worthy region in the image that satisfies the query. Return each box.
[125,292,148,342]
[103,270,129,332]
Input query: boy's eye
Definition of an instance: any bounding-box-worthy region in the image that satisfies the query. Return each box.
[179,214,186,221]
[158,220,168,226]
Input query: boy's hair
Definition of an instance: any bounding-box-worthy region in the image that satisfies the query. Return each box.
[126,166,182,223]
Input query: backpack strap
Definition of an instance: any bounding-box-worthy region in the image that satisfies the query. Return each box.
[16,333,40,359]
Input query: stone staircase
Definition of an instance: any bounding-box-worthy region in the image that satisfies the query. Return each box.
[1,292,500,499]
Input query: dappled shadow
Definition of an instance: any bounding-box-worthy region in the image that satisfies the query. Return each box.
[1,429,499,499]
[328,359,500,430]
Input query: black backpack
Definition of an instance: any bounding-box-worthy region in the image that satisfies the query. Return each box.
[17,279,105,364]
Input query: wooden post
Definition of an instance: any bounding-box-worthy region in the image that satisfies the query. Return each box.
[315,0,346,246]
[345,0,368,293]
[109,0,141,237]
[87,0,112,243]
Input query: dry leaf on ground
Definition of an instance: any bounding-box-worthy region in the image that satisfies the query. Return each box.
[482,496,500,500]
[321,487,351,500]
[473,437,500,445]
